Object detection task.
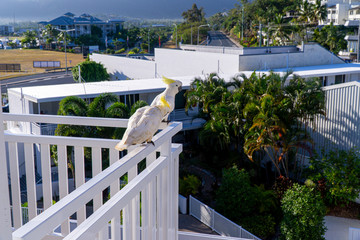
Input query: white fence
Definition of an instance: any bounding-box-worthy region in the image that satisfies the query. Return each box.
[10,207,43,225]
[350,228,360,240]
[0,112,182,240]
[189,196,261,240]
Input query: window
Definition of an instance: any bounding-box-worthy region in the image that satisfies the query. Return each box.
[319,76,328,86]
[350,11,354,15]
[335,75,345,84]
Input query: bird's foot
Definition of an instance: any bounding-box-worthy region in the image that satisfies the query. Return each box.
[147,140,155,146]
[162,119,171,124]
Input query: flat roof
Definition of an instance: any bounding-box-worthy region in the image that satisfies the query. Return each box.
[8,75,234,103]
[243,63,360,78]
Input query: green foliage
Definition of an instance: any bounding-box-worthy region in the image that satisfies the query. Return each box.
[88,93,119,117]
[312,24,347,54]
[115,48,125,54]
[179,175,201,197]
[21,30,37,48]
[243,73,326,177]
[181,4,205,23]
[241,214,276,239]
[140,43,148,51]
[130,100,148,116]
[128,48,139,54]
[215,166,278,239]
[307,148,360,204]
[216,167,257,220]
[281,183,326,240]
[72,60,110,82]
[91,25,103,38]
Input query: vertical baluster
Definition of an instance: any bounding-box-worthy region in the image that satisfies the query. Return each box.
[132,193,140,240]
[0,105,12,238]
[41,144,52,210]
[173,154,180,240]
[74,146,86,225]
[109,149,120,196]
[9,142,22,228]
[92,147,102,211]
[24,143,36,221]
[122,203,131,240]
[145,150,157,240]
[123,165,137,240]
[58,145,70,235]
[141,187,149,240]
[98,225,109,240]
[161,140,171,239]
[156,170,162,240]
[109,149,121,240]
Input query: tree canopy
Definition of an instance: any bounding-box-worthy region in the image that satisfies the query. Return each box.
[72,60,110,82]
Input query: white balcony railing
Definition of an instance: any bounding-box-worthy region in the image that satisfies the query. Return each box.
[0,111,182,240]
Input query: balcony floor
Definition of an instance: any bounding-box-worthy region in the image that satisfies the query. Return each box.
[179,214,218,236]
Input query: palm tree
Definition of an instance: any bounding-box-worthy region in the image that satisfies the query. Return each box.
[243,73,326,178]
[312,0,327,25]
[270,14,291,46]
[42,24,59,49]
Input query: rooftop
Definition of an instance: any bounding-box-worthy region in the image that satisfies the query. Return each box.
[8,74,234,103]
[243,63,360,78]
[39,12,124,26]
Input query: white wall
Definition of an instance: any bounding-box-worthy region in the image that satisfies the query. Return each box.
[308,82,360,156]
[239,44,345,71]
[90,53,157,80]
[155,48,240,77]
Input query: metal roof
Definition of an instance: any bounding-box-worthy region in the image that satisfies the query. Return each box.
[243,63,360,78]
[7,75,233,103]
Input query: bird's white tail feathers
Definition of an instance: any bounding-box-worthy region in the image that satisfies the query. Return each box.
[115,141,129,151]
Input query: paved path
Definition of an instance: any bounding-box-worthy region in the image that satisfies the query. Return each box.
[0,72,74,94]
[207,31,240,48]
[179,214,218,235]
[325,216,360,240]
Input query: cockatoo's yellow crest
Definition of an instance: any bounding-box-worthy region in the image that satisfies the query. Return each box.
[162,76,176,85]
[160,95,170,108]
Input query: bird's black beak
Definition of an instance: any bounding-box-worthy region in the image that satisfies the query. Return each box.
[178,86,182,92]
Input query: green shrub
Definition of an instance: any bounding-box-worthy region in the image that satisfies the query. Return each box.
[115,48,125,54]
[141,43,148,51]
[72,60,109,82]
[179,174,201,197]
[307,148,360,204]
[281,183,326,240]
[215,167,257,221]
[128,48,139,55]
[241,214,276,239]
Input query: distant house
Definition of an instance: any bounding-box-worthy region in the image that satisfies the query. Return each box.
[39,12,124,40]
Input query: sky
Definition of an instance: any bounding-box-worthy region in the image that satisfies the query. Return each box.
[0,0,239,23]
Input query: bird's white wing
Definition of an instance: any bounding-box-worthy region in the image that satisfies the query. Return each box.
[124,107,163,144]
[128,106,150,129]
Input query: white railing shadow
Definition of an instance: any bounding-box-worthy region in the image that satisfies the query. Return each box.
[1,113,182,240]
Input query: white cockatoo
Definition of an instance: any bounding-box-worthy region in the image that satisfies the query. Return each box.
[115,95,170,151]
[151,76,183,122]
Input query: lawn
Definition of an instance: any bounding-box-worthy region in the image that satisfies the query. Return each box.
[0,49,85,79]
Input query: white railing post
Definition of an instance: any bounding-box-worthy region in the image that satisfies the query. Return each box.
[160,139,171,240]
[0,102,12,239]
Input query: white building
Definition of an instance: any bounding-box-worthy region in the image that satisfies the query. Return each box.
[327,4,351,25]
[91,43,345,82]
[39,12,124,40]
[0,25,14,35]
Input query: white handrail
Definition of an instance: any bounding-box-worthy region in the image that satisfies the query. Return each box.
[12,122,182,240]
[65,155,169,239]
[3,113,169,129]
[3,113,129,128]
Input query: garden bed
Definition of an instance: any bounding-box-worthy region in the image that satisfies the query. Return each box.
[327,201,360,220]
